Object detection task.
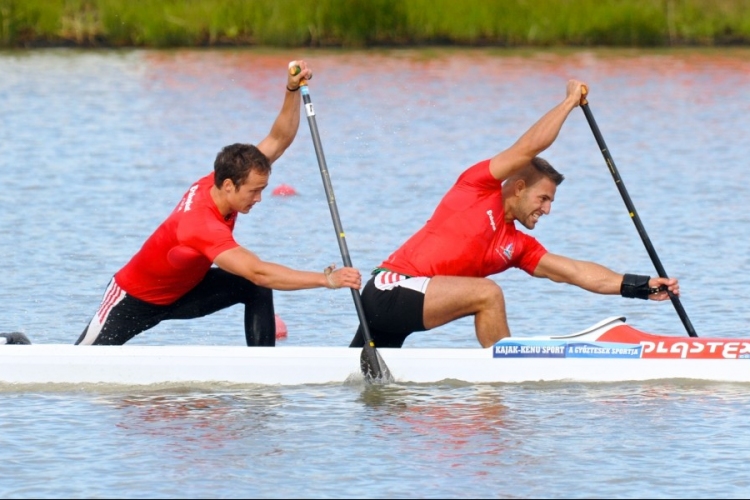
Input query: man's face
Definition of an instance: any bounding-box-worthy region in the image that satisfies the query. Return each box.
[228,170,269,214]
[515,177,557,230]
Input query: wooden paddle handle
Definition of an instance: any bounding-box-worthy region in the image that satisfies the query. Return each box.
[580,84,589,106]
[288,62,308,87]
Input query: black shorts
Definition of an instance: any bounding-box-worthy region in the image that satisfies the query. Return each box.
[350,273,427,348]
[76,268,276,346]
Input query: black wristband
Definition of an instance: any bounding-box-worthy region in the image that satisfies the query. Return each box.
[620,274,652,300]
[286,85,300,92]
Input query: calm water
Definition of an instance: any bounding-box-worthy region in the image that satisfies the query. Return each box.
[2,47,750,498]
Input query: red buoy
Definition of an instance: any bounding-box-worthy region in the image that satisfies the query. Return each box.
[275,314,288,339]
[272,184,297,196]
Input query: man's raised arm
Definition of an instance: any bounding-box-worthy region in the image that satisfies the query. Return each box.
[257,60,313,164]
[489,79,586,181]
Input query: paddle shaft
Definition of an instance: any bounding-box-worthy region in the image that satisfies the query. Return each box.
[580,94,698,337]
[300,86,370,326]
[290,67,390,381]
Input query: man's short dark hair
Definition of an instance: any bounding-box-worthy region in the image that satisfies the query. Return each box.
[516,156,565,186]
[214,143,271,189]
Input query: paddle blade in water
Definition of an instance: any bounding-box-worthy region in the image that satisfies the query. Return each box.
[361,345,394,384]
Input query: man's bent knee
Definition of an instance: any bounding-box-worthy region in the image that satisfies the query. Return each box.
[476,279,504,307]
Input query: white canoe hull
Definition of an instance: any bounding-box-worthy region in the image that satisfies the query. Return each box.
[2,344,750,386]
[3,317,750,386]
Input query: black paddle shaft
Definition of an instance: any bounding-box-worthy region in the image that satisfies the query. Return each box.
[301,89,367,321]
[295,78,393,382]
[580,96,698,338]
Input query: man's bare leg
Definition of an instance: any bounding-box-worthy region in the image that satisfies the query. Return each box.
[423,276,510,347]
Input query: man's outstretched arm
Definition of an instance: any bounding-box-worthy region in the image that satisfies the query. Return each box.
[214,246,362,291]
[533,252,679,301]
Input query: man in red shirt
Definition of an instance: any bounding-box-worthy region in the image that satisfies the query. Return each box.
[350,79,679,349]
[77,60,361,347]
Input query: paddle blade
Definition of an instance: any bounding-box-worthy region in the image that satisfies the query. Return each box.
[360,344,394,384]
[0,332,31,345]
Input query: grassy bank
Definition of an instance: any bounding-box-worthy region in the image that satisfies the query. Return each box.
[2,0,750,48]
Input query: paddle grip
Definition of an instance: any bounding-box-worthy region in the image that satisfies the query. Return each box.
[288,63,308,87]
[580,84,588,106]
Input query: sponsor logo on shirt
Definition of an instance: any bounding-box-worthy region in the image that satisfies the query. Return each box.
[183,184,199,212]
[496,243,514,262]
[486,209,497,231]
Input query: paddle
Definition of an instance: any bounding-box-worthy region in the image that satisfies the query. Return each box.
[290,63,394,382]
[579,86,698,337]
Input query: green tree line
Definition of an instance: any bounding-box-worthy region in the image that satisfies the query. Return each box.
[2,0,750,48]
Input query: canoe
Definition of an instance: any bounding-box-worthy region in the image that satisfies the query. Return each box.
[2,316,749,387]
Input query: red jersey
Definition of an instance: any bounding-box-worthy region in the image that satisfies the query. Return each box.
[380,160,547,277]
[115,173,240,305]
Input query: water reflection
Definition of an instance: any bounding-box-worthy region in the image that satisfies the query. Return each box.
[98,389,285,455]
[358,384,520,471]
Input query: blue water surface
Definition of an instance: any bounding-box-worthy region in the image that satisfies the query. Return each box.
[1,47,750,498]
